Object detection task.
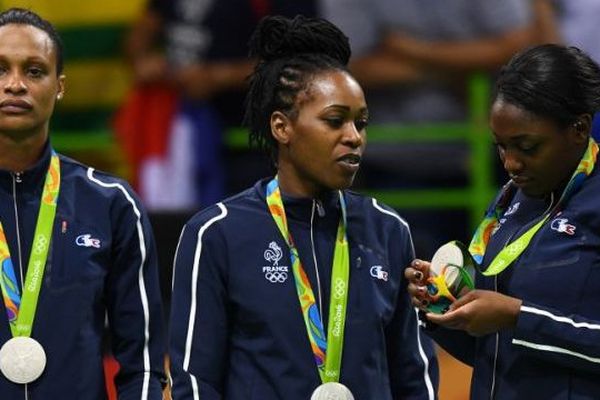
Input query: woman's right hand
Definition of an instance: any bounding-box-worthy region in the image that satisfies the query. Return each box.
[404,259,433,311]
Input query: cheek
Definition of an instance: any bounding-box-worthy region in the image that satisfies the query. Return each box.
[534,150,568,186]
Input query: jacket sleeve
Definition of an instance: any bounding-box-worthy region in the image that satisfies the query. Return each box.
[511,301,600,373]
[104,181,167,399]
[169,205,229,399]
[427,326,476,367]
[383,210,439,399]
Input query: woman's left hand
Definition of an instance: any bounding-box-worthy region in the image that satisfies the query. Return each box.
[426,290,523,336]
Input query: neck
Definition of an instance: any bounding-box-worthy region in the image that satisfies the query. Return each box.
[0,132,47,172]
[277,165,323,199]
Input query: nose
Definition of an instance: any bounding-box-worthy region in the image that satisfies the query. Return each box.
[502,149,524,176]
[3,71,27,95]
[342,123,365,148]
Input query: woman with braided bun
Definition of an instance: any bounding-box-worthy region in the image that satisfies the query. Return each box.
[406,44,600,399]
[169,14,438,400]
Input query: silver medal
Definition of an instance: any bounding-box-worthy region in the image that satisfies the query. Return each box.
[430,241,475,295]
[311,382,355,400]
[0,337,46,384]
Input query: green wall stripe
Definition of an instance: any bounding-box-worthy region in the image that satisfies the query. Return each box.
[51,108,114,130]
[58,25,128,61]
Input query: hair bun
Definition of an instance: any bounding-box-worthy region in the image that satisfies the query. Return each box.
[248,15,351,66]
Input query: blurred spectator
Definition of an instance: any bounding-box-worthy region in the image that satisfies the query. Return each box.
[550,0,600,141]
[118,0,316,210]
[321,0,556,125]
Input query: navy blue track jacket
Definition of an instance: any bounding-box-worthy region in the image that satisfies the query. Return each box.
[0,143,166,399]
[432,164,600,399]
[170,178,438,400]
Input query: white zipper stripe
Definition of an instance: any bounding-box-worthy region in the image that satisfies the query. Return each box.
[11,174,25,290]
[521,305,600,330]
[490,277,499,400]
[86,168,151,400]
[310,200,323,319]
[183,203,228,400]
[513,339,600,364]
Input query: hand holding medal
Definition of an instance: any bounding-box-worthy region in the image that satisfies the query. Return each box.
[425,241,475,314]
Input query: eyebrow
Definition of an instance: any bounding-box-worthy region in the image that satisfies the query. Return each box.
[492,132,536,141]
[0,54,51,64]
[324,104,369,114]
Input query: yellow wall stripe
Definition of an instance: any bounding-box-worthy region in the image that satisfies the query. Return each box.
[2,0,145,26]
[61,60,132,109]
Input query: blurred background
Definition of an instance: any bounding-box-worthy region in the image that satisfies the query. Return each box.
[2,0,600,398]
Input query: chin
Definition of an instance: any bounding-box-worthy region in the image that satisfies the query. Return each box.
[521,186,547,199]
[334,177,356,191]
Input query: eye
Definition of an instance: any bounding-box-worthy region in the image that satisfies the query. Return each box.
[518,142,539,155]
[324,117,344,128]
[27,66,45,78]
[355,118,369,131]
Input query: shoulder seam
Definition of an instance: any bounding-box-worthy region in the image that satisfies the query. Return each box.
[370,198,409,229]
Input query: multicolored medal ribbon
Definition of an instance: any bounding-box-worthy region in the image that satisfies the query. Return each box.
[0,151,60,383]
[468,138,598,275]
[266,177,349,383]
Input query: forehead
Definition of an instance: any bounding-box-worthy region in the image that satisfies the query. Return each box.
[0,23,55,64]
[301,70,366,108]
[490,99,558,139]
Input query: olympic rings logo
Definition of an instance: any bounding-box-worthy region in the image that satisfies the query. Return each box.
[333,278,346,299]
[264,271,288,283]
[33,235,48,255]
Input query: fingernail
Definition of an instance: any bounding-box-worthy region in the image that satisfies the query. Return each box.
[414,271,423,280]
[412,260,421,267]
[417,286,426,294]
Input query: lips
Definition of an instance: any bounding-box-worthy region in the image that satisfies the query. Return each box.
[510,175,531,186]
[337,153,361,165]
[336,153,362,172]
[0,99,33,113]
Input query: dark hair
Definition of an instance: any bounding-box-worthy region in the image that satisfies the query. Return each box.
[243,15,352,160]
[493,44,600,128]
[0,8,64,75]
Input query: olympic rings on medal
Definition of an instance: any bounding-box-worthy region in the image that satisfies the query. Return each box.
[265,271,288,283]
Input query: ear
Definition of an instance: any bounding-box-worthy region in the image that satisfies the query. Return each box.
[571,114,592,144]
[56,74,66,101]
[270,111,292,145]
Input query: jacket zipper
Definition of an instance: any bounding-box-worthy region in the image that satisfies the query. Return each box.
[488,194,554,399]
[12,173,24,286]
[490,276,499,400]
[12,172,29,400]
[310,200,324,319]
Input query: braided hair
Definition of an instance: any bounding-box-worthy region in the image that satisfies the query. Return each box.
[494,44,600,128]
[243,15,352,162]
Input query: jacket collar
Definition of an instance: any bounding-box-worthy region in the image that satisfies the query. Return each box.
[0,141,53,194]
[254,177,341,226]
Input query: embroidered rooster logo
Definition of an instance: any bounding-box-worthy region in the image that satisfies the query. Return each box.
[264,241,283,266]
